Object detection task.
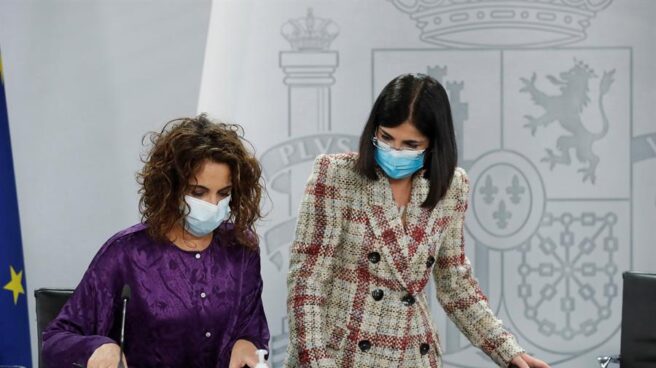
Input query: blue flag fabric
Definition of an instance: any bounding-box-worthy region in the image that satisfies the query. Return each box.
[0,51,32,367]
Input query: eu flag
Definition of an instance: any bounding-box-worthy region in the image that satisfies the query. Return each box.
[0,50,32,367]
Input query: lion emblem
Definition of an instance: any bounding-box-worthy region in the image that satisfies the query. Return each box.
[520,60,615,184]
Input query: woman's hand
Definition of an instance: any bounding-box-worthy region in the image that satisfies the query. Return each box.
[229,339,267,368]
[88,343,127,368]
[510,353,550,368]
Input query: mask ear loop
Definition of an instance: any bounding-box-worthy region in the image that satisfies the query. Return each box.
[372,127,380,149]
[221,195,232,222]
[373,126,395,152]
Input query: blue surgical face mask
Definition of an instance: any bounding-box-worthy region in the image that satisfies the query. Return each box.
[183,195,231,237]
[373,138,426,179]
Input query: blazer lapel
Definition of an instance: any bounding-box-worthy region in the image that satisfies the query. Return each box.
[404,175,432,260]
[366,172,436,289]
[366,174,410,289]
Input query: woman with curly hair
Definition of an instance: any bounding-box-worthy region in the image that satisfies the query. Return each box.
[43,114,270,368]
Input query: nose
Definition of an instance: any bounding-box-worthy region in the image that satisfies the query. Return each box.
[390,142,405,151]
[202,194,220,206]
[378,136,403,151]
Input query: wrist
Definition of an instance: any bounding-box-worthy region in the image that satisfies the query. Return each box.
[232,339,256,352]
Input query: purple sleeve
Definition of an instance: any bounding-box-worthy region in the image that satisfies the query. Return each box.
[221,248,270,365]
[42,241,122,368]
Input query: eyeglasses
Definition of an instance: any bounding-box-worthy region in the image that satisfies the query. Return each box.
[372,136,426,155]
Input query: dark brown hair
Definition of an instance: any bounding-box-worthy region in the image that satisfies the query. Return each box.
[137,114,263,249]
[355,73,457,209]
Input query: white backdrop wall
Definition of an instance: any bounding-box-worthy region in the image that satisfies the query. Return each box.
[0,0,212,364]
[198,1,656,367]
[0,0,654,367]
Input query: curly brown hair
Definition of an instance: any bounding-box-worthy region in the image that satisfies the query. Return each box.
[137,114,263,249]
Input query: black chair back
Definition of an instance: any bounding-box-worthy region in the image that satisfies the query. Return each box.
[34,288,74,368]
[621,272,656,367]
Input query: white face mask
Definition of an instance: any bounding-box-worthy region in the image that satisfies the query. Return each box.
[183,195,231,237]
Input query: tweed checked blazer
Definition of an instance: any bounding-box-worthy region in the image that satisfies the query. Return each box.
[285,153,524,368]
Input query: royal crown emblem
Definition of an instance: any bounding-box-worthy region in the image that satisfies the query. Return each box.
[281,8,340,51]
[389,0,613,47]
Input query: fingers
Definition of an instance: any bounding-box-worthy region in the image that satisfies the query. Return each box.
[516,360,530,368]
[510,355,530,368]
[522,354,551,368]
[243,355,260,367]
[88,343,123,368]
[228,357,249,368]
[230,355,266,368]
[530,357,550,368]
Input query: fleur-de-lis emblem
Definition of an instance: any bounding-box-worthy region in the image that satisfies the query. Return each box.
[506,175,526,205]
[480,175,498,204]
[493,200,512,229]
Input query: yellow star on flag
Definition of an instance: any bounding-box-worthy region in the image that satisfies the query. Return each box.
[3,266,25,305]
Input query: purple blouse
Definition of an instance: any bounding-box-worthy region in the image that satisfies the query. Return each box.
[42,223,270,368]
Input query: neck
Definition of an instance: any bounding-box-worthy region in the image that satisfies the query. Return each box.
[388,175,413,187]
[387,175,414,208]
[167,224,213,251]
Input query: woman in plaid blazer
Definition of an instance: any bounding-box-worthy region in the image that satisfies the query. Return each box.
[285,74,549,368]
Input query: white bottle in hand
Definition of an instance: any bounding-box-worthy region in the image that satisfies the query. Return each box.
[254,349,268,368]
